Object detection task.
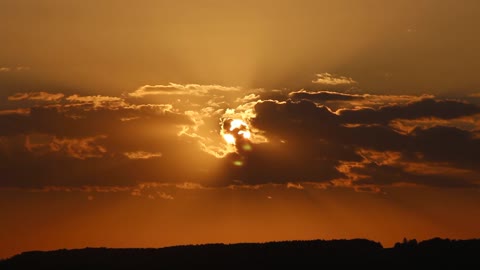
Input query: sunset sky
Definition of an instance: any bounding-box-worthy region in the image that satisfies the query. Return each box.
[1,0,480,259]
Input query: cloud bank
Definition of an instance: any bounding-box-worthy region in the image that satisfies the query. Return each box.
[1,81,480,192]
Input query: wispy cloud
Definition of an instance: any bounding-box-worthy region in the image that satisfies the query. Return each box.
[8,92,64,102]
[66,95,126,108]
[312,73,357,85]
[0,66,30,72]
[25,134,108,160]
[287,182,304,190]
[123,151,163,160]
[0,108,30,115]
[128,83,241,98]
[157,192,174,200]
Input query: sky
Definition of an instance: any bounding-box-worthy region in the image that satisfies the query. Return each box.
[1,0,480,258]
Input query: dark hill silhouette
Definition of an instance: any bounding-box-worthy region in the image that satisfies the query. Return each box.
[1,238,479,268]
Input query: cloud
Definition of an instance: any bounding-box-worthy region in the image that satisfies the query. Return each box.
[0,66,30,72]
[127,84,262,159]
[14,183,178,201]
[157,192,174,200]
[286,90,435,111]
[129,183,176,199]
[389,115,480,134]
[1,84,480,192]
[0,108,30,116]
[338,98,480,125]
[66,95,126,109]
[287,182,304,190]
[0,88,218,189]
[337,148,480,189]
[50,136,107,159]
[214,100,356,186]
[235,93,261,103]
[124,151,163,160]
[128,83,241,98]
[312,73,357,85]
[351,162,478,188]
[243,98,480,189]
[25,134,108,159]
[16,185,132,193]
[289,90,364,101]
[175,182,206,190]
[8,92,64,102]
[0,103,192,138]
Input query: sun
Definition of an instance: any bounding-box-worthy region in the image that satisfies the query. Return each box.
[223,133,236,144]
[222,118,251,145]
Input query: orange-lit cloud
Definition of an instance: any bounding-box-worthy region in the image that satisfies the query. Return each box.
[123,151,163,160]
[390,115,480,134]
[8,92,64,102]
[0,108,30,115]
[312,73,357,85]
[50,136,108,160]
[66,95,125,108]
[24,135,108,160]
[128,83,242,98]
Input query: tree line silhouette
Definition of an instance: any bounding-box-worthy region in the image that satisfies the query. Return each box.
[1,238,479,268]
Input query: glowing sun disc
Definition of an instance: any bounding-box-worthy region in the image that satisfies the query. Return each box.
[229,119,247,131]
[222,118,252,145]
[223,133,236,144]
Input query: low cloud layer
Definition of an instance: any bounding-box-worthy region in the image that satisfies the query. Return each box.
[1,82,479,192]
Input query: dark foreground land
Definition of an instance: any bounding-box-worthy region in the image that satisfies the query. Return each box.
[1,238,479,268]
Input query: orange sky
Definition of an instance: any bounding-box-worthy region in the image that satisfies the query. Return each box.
[2,186,480,259]
[1,0,480,259]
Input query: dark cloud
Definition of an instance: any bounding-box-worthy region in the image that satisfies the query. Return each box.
[252,100,338,139]
[0,105,192,138]
[352,162,478,188]
[217,140,351,186]
[243,98,480,189]
[0,134,219,189]
[0,93,218,189]
[408,126,480,169]
[338,98,480,125]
